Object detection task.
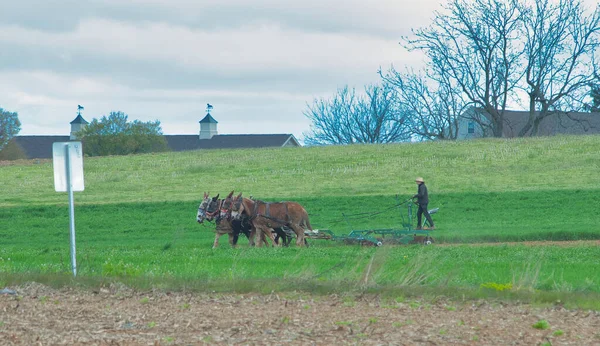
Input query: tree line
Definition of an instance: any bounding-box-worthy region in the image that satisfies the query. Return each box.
[303,0,600,145]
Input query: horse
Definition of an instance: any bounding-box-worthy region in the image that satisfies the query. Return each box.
[228,192,313,247]
[219,191,295,247]
[197,192,254,248]
[196,191,214,224]
[197,192,277,248]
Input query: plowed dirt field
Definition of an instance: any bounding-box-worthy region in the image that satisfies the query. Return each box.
[1,283,599,345]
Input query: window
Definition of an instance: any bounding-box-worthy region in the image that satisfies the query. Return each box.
[468,122,475,134]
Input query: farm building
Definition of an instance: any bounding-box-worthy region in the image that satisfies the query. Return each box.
[4,112,300,160]
[456,106,600,140]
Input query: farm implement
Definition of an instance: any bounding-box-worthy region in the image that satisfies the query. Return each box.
[197,192,436,248]
[304,197,437,246]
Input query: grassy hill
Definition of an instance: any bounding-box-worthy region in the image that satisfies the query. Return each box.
[1,135,600,303]
[4,135,600,203]
[2,135,599,241]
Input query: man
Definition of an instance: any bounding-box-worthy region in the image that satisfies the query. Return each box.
[413,177,435,230]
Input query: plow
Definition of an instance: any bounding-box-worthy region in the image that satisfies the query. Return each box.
[303,197,437,246]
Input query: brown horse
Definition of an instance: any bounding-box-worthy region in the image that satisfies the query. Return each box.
[229,193,313,247]
[220,191,294,246]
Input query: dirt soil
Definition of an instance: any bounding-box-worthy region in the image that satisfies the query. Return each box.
[1,283,599,345]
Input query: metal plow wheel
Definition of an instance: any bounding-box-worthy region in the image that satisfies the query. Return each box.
[422,236,434,245]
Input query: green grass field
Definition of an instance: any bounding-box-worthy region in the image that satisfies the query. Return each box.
[1,135,600,306]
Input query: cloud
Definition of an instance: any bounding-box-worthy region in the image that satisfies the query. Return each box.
[0,0,437,37]
[0,0,439,139]
[0,18,409,84]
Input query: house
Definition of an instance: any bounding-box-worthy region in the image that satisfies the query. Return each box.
[4,112,301,160]
[457,107,600,139]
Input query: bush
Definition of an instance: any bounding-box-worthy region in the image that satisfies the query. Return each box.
[0,139,27,160]
[78,111,170,156]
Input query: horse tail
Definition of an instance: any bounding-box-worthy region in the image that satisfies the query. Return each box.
[302,213,313,231]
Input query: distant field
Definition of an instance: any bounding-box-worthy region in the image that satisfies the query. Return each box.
[1,135,600,305]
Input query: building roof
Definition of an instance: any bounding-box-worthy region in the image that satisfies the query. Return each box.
[165,134,299,152]
[470,108,600,137]
[70,115,89,125]
[8,134,300,159]
[11,136,71,159]
[199,114,218,124]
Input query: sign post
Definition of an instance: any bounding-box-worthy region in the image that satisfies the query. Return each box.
[52,142,84,277]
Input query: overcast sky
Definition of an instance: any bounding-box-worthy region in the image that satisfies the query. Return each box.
[0,0,446,141]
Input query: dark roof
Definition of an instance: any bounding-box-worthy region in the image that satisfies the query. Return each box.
[11,136,71,159]
[165,134,299,151]
[70,115,89,125]
[472,108,600,137]
[199,114,218,123]
[11,133,300,159]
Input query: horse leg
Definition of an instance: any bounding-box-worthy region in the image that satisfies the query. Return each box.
[277,228,290,247]
[213,232,222,248]
[265,228,280,247]
[256,226,271,246]
[255,226,275,247]
[289,224,306,247]
[274,231,281,246]
[248,227,257,247]
[231,232,240,247]
[255,227,265,247]
[261,232,269,246]
[244,230,254,246]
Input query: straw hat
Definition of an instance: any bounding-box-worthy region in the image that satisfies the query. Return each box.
[415,177,424,183]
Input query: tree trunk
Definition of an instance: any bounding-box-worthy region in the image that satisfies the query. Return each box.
[518,92,537,137]
[487,107,504,137]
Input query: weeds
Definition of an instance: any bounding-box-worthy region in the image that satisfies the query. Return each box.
[392,320,413,328]
[513,260,543,292]
[335,321,352,326]
[480,282,513,292]
[533,319,550,330]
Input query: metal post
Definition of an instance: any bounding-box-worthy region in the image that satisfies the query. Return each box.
[65,144,77,277]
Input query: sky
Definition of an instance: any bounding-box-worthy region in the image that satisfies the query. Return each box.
[0,0,443,141]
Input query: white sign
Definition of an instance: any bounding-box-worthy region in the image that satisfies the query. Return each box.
[53,142,85,192]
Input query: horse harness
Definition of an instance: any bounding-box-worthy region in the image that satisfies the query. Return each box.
[205,198,224,220]
[252,200,291,226]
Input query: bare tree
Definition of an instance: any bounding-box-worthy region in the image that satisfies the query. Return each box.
[381,61,469,140]
[587,72,600,112]
[520,0,600,135]
[403,0,525,137]
[303,84,410,145]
